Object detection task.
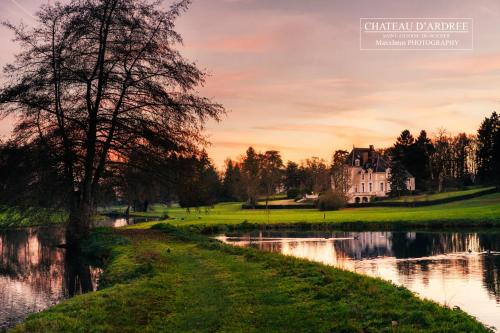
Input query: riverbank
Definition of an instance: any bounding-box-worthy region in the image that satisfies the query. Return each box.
[0,207,66,228]
[11,226,490,332]
[124,192,500,231]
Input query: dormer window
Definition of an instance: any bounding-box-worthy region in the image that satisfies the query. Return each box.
[355,159,360,167]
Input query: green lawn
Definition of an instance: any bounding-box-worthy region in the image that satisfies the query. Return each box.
[12,227,490,333]
[256,199,312,206]
[125,192,500,230]
[382,187,496,203]
[0,207,66,228]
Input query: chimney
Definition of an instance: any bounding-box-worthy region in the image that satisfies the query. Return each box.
[369,145,374,151]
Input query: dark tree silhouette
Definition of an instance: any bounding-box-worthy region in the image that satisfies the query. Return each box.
[284,161,301,192]
[330,149,350,195]
[241,147,260,207]
[221,159,244,202]
[413,130,435,189]
[259,150,284,208]
[477,112,500,185]
[388,160,409,198]
[177,152,221,209]
[0,0,224,245]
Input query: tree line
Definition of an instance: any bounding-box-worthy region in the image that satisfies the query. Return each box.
[1,112,498,215]
[388,112,499,194]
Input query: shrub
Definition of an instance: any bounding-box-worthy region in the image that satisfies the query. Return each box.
[316,190,347,211]
[286,188,301,200]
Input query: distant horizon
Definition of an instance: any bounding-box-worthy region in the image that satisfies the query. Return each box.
[1,0,499,166]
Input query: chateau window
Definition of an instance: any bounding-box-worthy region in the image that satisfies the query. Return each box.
[361,172,364,180]
[355,159,360,167]
[369,183,372,192]
[380,182,384,192]
[362,183,365,192]
[369,172,372,180]
[355,186,358,192]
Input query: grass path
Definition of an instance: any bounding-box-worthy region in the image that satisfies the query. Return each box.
[12,227,490,332]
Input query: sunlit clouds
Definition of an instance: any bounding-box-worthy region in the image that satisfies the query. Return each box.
[2,0,500,165]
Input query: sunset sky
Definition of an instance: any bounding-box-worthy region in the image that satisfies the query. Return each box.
[1,0,500,166]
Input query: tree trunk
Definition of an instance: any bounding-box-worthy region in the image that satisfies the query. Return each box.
[125,204,130,220]
[66,198,92,248]
[65,248,93,296]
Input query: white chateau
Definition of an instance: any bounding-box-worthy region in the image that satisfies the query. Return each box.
[339,146,415,204]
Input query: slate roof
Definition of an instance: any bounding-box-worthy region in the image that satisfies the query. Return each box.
[346,147,390,172]
[346,146,415,178]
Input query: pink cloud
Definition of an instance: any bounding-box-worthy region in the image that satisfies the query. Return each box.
[185,34,274,53]
[415,53,500,77]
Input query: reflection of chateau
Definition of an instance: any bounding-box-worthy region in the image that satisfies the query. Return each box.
[337,146,415,203]
[223,230,500,306]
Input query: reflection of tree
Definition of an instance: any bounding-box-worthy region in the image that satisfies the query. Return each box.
[64,251,94,297]
[229,230,500,305]
[482,255,500,302]
[390,232,500,302]
[0,228,100,325]
[390,232,482,258]
[227,230,500,305]
[478,234,500,302]
[0,228,65,290]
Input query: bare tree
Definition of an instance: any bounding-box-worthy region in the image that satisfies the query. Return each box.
[260,150,284,208]
[330,150,351,197]
[0,0,223,245]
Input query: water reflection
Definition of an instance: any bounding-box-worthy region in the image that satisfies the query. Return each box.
[219,230,500,330]
[98,216,161,228]
[0,228,101,329]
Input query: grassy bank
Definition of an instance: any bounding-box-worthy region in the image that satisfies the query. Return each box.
[0,207,67,228]
[382,187,496,203]
[12,226,490,332]
[125,192,500,230]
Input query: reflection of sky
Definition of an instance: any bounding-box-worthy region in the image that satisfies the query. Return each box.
[0,228,101,328]
[220,231,500,330]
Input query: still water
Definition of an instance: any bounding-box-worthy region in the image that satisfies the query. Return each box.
[98,216,162,228]
[219,230,500,330]
[0,228,101,329]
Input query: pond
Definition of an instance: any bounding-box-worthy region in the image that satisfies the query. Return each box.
[218,230,500,330]
[0,227,101,330]
[98,216,162,228]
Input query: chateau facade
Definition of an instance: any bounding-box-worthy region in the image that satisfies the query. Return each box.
[339,146,415,203]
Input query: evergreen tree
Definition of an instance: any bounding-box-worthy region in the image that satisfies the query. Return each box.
[221,160,243,201]
[477,112,500,185]
[413,130,435,189]
[177,152,221,209]
[392,130,416,177]
[242,147,261,207]
[388,161,409,198]
[284,161,301,191]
